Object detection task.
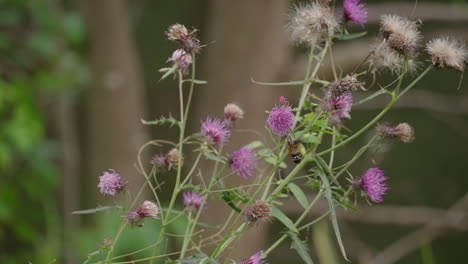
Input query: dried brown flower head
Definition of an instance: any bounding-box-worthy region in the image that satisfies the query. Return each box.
[244,200,271,224]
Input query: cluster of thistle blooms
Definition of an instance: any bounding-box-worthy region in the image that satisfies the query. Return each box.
[94,0,467,263]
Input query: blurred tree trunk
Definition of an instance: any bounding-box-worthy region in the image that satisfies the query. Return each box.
[51,93,80,264]
[80,0,148,208]
[194,0,291,259]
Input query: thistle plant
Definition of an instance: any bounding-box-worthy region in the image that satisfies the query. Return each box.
[77,1,467,263]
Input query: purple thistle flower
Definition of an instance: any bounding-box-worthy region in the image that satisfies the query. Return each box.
[150,154,167,167]
[343,0,368,25]
[183,191,206,211]
[266,97,296,136]
[355,168,389,203]
[230,146,257,179]
[201,117,231,146]
[167,49,192,74]
[97,169,127,196]
[242,250,268,264]
[326,92,353,123]
[126,200,160,226]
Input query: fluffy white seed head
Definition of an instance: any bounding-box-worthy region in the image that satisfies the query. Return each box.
[368,41,419,74]
[380,14,421,57]
[426,37,467,71]
[287,3,340,46]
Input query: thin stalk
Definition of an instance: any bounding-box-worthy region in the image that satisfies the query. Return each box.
[151,61,198,263]
[397,65,433,98]
[179,211,192,259]
[297,41,330,118]
[333,135,378,180]
[329,127,336,168]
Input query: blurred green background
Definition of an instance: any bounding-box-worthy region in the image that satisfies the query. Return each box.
[0,0,467,263]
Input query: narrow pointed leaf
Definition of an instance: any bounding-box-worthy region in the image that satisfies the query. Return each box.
[334,31,367,41]
[251,78,305,86]
[317,169,349,261]
[72,205,122,215]
[287,231,314,264]
[271,207,298,233]
[288,183,309,209]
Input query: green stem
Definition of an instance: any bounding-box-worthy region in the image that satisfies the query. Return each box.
[179,211,192,259]
[297,41,330,118]
[151,59,198,263]
[333,135,378,180]
[210,223,247,259]
[398,65,433,99]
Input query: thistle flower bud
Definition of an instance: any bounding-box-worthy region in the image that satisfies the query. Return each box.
[426,37,467,72]
[167,49,193,74]
[166,148,182,169]
[224,103,245,123]
[150,154,167,168]
[379,14,421,57]
[376,122,415,143]
[244,201,271,224]
[101,237,113,249]
[150,148,183,170]
[166,23,201,54]
[126,200,160,226]
[288,3,340,46]
[97,169,127,196]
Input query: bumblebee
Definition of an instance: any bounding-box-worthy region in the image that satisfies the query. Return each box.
[287,139,306,164]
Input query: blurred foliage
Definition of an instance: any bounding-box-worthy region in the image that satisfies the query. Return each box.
[0,0,85,262]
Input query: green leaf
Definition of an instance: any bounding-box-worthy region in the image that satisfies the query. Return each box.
[288,183,309,209]
[141,116,180,127]
[264,157,287,169]
[72,205,122,215]
[287,231,314,264]
[203,152,226,164]
[271,207,298,233]
[251,78,305,86]
[317,169,349,261]
[246,140,263,149]
[334,31,367,41]
[192,79,208,84]
[299,133,321,144]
